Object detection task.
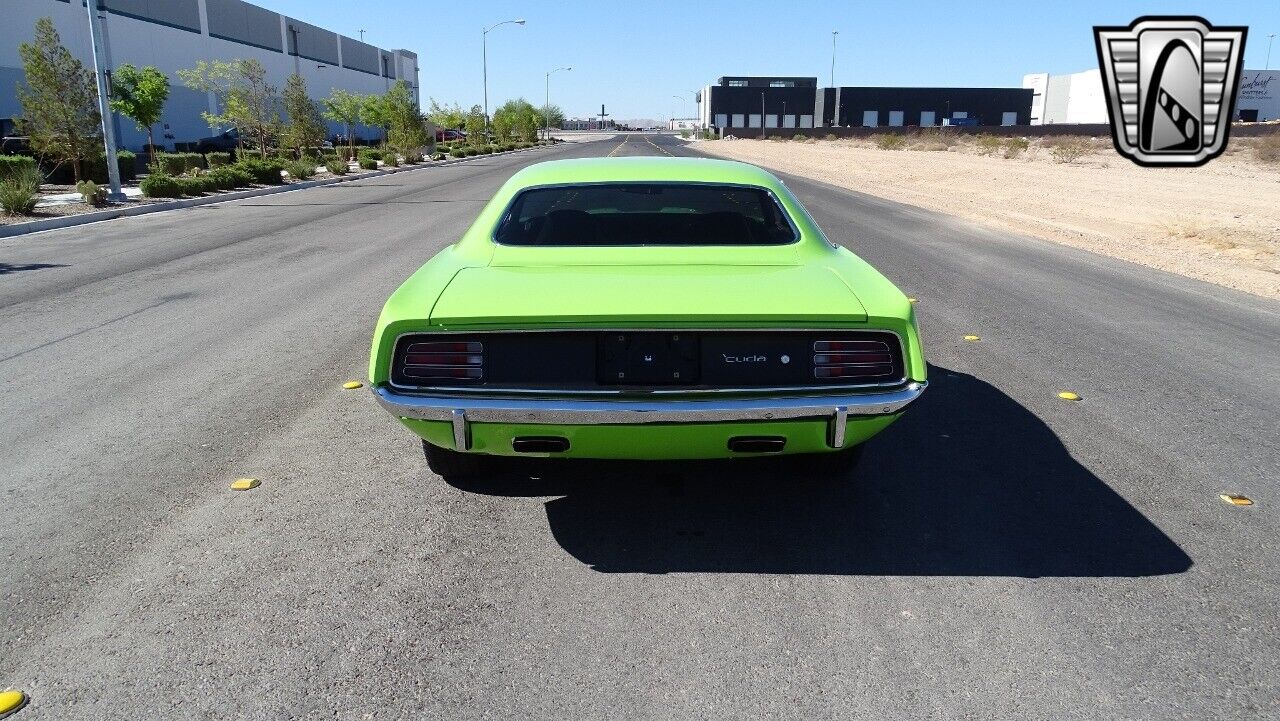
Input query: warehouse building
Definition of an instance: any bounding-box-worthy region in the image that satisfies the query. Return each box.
[698,76,1033,131]
[1,0,419,151]
[1023,67,1278,125]
[1021,70,1108,125]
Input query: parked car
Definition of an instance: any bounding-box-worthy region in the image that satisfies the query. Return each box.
[1,118,31,156]
[435,129,466,142]
[194,128,239,153]
[368,157,928,479]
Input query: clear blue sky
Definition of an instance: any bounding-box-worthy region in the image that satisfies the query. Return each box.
[266,0,1278,120]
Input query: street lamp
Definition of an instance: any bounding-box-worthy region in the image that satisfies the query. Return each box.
[671,94,685,130]
[831,30,839,87]
[85,1,125,201]
[483,18,526,135]
[1267,33,1276,70]
[545,66,571,140]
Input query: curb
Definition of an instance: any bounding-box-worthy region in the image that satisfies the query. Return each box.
[0,144,555,239]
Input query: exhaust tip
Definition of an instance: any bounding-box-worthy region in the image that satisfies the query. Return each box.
[511,436,570,453]
[727,436,786,453]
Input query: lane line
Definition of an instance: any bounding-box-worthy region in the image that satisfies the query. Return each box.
[607,135,630,157]
[642,133,673,156]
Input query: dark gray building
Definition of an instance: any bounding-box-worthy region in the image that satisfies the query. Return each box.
[699,76,1033,131]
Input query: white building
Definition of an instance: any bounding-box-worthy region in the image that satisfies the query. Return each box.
[1237,70,1279,122]
[1021,70,1106,125]
[1,0,419,151]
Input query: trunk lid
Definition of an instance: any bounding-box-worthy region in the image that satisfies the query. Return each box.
[429,264,867,326]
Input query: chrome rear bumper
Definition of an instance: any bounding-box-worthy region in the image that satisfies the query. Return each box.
[372,382,926,451]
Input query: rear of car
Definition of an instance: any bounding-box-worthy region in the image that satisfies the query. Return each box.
[370,158,925,476]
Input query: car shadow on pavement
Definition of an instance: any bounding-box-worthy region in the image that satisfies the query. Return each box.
[447,365,1192,577]
[0,262,66,275]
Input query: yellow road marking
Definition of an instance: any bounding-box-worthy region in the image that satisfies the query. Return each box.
[342,381,364,389]
[1220,494,1254,506]
[963,335,980,342]
[607,135,630,157]
[0,689,29,717]
[230,478,260,491]
[643,133,673,156]
[1058,391,1081,401]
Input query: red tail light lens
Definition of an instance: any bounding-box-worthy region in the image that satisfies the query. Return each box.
[812,340,894,381]
[402,340,484,381]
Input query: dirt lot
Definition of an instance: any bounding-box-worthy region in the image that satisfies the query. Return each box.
[697,133,1280,299]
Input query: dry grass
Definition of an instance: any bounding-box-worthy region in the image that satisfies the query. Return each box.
[1045,137,1092,164]
[1250,133,1280,163]
[874,133,907,150]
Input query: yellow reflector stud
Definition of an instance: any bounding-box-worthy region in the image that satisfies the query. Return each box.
[230,478,260,491]
[342,381,364,389]
[907,297,919,304]
[1220,494,1254,506]
[1058,391,1081,401]
[0,690,28,717]
[964,335,980,342]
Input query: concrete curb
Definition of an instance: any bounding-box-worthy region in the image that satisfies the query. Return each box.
[0,144,555,239]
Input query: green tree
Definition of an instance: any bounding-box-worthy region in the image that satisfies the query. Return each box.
[322,88,364,156]
[109,64,169,158]
[539,103,565,131]
[16,17,101,183]
[178,59,280,158]
[463,105,485,144]
[382,81,429,155]
[425,97,465,130]
[360,93,391,149]
[281,73,326,157]
[494,99,541,143]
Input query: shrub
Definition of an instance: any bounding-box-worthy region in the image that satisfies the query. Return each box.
[874,133,906,150]
[1253,133,1280,163]
[1002,137,1030,159]
[792,134,807,142]
[284,160,316,181]
[325,158,348,175]
[914,127,958,149]
[825,133,838,141]
[156,153,188,176]
[450,149,466,158]
[432,153,444,161]
[139,172,185,198]
[359,149,383,161]
[358,157,378,170]
[178,175,219,195]
[76,180,106,206]
[206,151,232,167]
[1047,137,1090,164]
[236,159,286,184]
[973,134,1002,155]
[464,148,478,157]
[319,148,338,159]
[0,166,41,215]
[0,155,38,181]
[83,151,137,184]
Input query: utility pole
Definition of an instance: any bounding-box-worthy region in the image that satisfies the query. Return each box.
[831,30,839,87]
[86,0,125,201]
[482,19,526,136]
[545,66,571,140]
[358,29,365,42]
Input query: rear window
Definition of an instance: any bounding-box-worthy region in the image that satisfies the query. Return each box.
[493,183,798,246]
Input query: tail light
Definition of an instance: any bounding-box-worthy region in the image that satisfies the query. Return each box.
[813,339,895,380]
[402,340,483,380]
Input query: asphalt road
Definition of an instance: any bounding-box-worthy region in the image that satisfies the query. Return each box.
[1,133,1277,720]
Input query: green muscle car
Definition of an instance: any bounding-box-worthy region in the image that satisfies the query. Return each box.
[369,157,926,479]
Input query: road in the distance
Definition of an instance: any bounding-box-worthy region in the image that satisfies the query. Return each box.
[1,133,1276,720]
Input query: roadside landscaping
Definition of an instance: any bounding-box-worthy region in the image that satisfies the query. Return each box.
[697,130,1280,299]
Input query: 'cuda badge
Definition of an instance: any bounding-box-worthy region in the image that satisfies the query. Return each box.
[723,354,767,363]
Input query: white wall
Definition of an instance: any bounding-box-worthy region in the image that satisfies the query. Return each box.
[1238,70,1279,121]
[1022,69,1107,125]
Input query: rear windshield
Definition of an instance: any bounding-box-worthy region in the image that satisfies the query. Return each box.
[493,183,798,246]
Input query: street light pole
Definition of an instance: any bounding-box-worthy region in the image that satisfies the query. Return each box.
[483,18,526,136]
[671,94,685,131]
[831,30,839,87]
[545,66,571,140]
[85,0,125,201]
[1267,33,1276,70]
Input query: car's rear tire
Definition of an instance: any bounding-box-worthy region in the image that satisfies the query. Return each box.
[422,440,498,480]
[799,444,865,478]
